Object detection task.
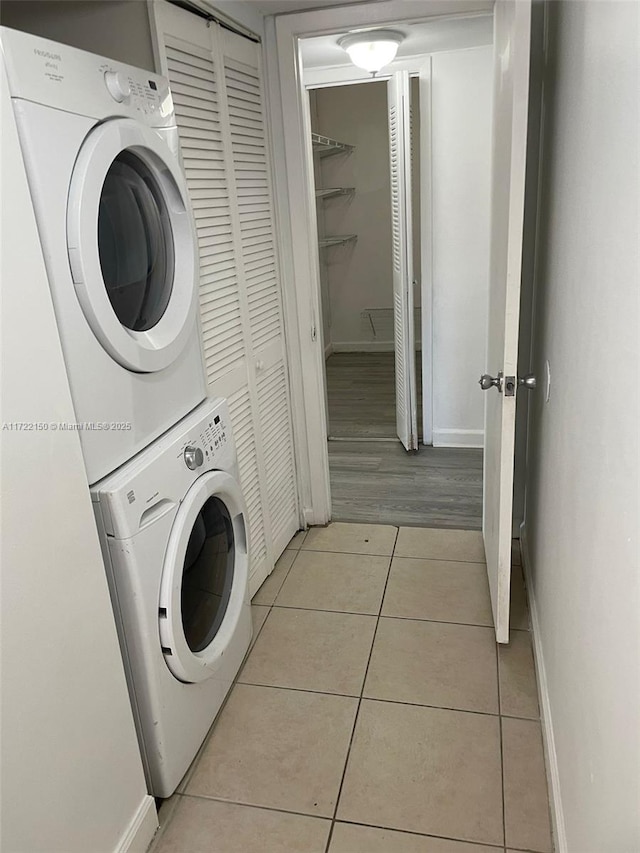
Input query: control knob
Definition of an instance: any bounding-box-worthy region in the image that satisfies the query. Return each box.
[184,445,204,470]
[104,71,130,103]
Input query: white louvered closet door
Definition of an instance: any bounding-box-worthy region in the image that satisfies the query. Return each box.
[219,29,298,561]
[152,1,298,594]
[388,71,418,452]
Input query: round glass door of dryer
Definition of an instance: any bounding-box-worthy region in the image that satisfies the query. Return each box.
[67,118,197,374]
[158,471,249,683]
[98,151,174,333]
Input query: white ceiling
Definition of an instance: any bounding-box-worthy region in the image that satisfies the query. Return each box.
[300,13,493,69]
[255,0,381,14]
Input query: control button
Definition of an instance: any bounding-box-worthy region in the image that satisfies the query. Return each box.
[104,71,131,103]
[184,445,204,470]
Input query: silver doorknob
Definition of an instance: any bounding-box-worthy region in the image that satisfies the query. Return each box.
[184,445,204,470]
[479,373,503,391]
[518,374,537,390]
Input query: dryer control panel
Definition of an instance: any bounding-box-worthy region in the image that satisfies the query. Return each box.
[0,26,174,127]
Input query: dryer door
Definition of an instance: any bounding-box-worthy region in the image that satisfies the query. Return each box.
[67,118,197,373]
[158,470,249,683]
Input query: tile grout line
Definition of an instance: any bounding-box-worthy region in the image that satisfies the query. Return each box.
[233,678,541,722]
[323,527,400,853]
[178,791,546,852]
[302,546,488,564]
[268,601,505,630]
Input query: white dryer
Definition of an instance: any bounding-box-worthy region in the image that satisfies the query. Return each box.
[91,397,252,797]
[1,28,206,483]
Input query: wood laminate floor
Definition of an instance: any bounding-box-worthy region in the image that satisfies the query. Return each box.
[326,352,422,439]
[329,441,483,529]
[325,352,482,529]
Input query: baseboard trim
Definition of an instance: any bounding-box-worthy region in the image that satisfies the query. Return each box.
[520,522,568,853]
[114,795,157,853]
[432,428,483,449]
[324,342,334,360]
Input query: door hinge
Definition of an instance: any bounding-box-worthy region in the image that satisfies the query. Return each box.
[311,323,317,342]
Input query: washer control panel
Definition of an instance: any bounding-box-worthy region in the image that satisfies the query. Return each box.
[183,446,204,470]
[178,411,229,471]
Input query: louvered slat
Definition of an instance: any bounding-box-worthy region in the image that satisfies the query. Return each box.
[256,363,297,546]
[228,387,268,577]
[224,56,281,355]
[165,37,245,387]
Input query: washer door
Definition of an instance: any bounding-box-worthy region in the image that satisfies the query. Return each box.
[158,471,249,684]
[67,119,197,373]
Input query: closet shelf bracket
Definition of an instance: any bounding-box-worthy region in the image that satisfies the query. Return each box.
[311,132,355,157]
[318,235,358,249]
[315,187,355,200]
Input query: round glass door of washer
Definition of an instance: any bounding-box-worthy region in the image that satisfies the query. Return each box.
[159,471,249,683]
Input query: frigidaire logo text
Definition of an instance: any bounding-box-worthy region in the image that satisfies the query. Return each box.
[33,48,62,61]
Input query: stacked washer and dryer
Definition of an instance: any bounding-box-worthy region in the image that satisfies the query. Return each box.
[2,28,252,797]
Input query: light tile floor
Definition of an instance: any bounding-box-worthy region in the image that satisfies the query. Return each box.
[151,523,553,853]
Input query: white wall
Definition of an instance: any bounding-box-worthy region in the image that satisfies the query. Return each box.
[0,63,156,853]
[0,1,266,71]
[0,0,156,69]
[430,45,492,448]
[523,2,640,850]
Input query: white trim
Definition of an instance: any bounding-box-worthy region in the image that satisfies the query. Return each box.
[520,522,568,853]
[305,57,425,88]
[418,56,434,446]
[432,428,483,448]
[114,795,157,853]
[324,342,334,359]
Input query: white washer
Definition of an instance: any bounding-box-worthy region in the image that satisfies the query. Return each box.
[91,398,252,797]
[1,28,206,483]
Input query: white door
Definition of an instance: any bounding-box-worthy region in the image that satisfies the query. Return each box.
[151,0,299,595]
[482,0,532,643]
[388,71,418,451]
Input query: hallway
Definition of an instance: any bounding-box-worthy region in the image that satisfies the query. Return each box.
[152,524,552,853]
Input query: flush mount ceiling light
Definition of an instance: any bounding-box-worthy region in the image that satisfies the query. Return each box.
[338,29,405,76]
